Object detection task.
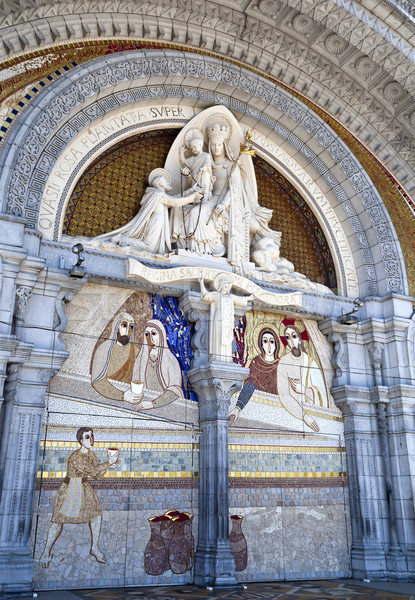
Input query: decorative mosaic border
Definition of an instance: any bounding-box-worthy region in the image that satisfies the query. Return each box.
[37,471,347,481]
[0,63,77,144]
[40,440,345,452]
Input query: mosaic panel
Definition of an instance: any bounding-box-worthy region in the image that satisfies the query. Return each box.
[51,285,196,417]
[63,130,178,238]
[231,312,342,436]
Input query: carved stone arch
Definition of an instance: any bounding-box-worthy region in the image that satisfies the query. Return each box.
[0,50,408,297]
[1,0,415,187]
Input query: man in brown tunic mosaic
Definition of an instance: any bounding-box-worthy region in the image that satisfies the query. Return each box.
[39,427,119,567]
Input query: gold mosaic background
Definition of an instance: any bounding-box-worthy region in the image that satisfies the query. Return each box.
[63,130,336,289]
[63,130,177,237]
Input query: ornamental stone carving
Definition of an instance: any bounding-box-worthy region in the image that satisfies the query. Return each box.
[368,342,384,386]
[292,13,316,34]
[257,0,280,15]
[15,286,32,322]
[82,106,334,294]
[1,52,405,295]
[328,332,348,385]
[355,56,378,78]
[383,81,406,104]
[325,34,348,55]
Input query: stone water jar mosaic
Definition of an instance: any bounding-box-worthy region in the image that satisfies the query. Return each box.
[144,516,169,575]
[144,511,194,576]
[229,515,248,571]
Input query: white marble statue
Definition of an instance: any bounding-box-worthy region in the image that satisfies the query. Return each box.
[170,110,281,273]
[92,168,202,255]
[79,106,333,294]
[179,128,214,200]
[199,273,254,362]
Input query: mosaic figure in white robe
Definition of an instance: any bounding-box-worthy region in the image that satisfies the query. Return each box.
[277,324,328,432]
[124,319,184,409]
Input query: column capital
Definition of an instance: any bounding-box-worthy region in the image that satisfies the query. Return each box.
[188,362,248,420]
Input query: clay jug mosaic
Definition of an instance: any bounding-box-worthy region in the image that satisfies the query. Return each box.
[169,514,191,574]
[229,515,248,571]
[182,512,195,570]
[144,516,169,576]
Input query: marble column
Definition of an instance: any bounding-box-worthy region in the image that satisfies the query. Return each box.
[188,362,248,588]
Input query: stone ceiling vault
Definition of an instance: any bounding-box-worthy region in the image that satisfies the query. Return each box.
[1,0,415,196]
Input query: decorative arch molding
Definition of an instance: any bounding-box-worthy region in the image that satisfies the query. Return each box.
[0,50,407,297]
[1,0,414,86]
[1,0,415,187]
[34,102,357,298]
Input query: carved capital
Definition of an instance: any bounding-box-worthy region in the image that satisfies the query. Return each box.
[367,342,384,386]
[14,286,32,321]
[188,363,248,421]
[211,377,243,402]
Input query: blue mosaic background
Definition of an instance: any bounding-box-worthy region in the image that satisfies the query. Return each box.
[151,294,196,402]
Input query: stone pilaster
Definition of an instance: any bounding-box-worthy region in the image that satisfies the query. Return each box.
[0,220,87,593]
[332,386,388,580]
[188,362,248,588]
[367,342,407,578]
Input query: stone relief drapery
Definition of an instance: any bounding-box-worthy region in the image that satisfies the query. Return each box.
[83,106,331,294]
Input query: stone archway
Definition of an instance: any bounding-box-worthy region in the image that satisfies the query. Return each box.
[0,51,408,297]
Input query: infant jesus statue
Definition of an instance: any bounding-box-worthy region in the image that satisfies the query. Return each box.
[179,128,215,200]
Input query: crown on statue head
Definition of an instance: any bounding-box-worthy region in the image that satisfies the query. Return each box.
[206,116,232,142]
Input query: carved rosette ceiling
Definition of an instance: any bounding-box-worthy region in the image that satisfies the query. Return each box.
[0,50,407,298]
[0,0,415,192]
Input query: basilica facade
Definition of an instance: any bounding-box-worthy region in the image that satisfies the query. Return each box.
[0,0,414,594]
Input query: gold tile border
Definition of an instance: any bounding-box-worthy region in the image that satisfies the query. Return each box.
[40,441,197,450]
[228,445,345,453]
[37,470,346,479]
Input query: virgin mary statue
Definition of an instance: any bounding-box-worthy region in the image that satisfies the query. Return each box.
[170,110,280,269]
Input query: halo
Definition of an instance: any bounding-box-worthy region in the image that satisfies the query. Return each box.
[148,168,171,187]
[279,317,308,346]
[184,128,204,145]
[252,322,279,355]
[204,114,233,141]
[213,272,232,291]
